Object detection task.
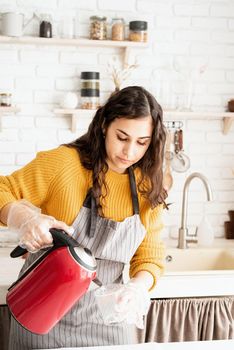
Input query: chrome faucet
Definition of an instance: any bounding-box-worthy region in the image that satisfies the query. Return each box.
[178,172,213,249]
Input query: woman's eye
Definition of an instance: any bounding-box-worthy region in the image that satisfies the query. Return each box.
[138,141,147,146]
[117,135,127,142]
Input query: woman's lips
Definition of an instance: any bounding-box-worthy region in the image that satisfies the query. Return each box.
[117,157,132,164]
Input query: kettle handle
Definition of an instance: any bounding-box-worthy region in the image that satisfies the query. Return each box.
[10,228,78,258]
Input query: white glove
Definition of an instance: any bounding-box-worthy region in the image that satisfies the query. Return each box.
[115,279,151,329]
[7,200,74,253]
[95,279,150,329]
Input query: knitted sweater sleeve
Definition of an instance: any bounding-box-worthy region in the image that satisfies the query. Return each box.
[129,203,165,291]
[0,147,76,225]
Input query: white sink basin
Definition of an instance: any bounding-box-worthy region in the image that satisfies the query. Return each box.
[165,248,234,272]
[149,242,234,298]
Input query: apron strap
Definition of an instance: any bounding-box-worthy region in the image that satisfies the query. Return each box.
[82,189,97,238]
[128,166,139,215]
[83,188,92,208]
[89,194,97,238]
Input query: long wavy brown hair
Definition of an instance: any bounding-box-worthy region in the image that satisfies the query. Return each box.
[66,86,167,213]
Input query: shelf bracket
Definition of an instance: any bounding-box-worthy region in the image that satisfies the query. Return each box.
[53,109,79,133]
[223,116,234,135]
[123,47,130,68]
[71,114,78,133]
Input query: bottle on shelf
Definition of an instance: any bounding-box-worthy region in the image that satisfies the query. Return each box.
[39,14,52,38]
[80,72,100,110]
[111,18,125,41]
[129,21,148,42]
[90,16,107,40]
[0,93,12,107]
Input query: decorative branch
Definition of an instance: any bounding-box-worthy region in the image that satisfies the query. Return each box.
[107,57,138,92]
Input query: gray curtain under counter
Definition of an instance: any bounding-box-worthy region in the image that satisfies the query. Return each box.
[1,296,234,350]
[139,296,234,343]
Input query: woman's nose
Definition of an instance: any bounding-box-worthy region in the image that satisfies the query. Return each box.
[123,143,135,158]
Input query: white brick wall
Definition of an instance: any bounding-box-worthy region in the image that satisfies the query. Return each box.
[0,0,234,242]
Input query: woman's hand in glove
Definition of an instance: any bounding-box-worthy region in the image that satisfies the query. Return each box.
[6,200,74,253]
[115,278,151,329]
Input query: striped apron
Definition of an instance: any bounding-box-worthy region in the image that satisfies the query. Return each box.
[8,168,147,349]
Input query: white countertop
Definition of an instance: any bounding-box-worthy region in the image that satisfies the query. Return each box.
[38,339,234,350]
[1,238,234,304]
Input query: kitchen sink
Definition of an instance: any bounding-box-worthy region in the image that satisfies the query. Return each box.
[149,242,234,298]
[165,247,234,272]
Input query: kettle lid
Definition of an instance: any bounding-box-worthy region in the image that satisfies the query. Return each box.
[70,246,96,271]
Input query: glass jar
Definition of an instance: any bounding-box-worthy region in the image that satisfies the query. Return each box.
[0,93,12,107]
[39,14,52,38]
[111,18,125,41]
[90,16,107,40]
[129,21,148,42]
[81,72,100,110]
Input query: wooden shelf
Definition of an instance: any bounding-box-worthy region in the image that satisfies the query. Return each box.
[0,106,20,131]
[54,108,95,133]
[0,35,148,66]
[54,108,234,134]
[164,110,234,134]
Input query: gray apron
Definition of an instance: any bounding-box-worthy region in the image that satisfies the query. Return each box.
[9,167,147,349]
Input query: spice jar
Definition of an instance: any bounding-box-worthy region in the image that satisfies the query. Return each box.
[0,93,12,107]
[81,72,100,110]
[111,18,125,41]
[90,16,107,40]
[129,21,148,42]
[39,14,52,38]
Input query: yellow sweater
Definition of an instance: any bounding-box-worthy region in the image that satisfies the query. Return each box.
[0,146,165,288]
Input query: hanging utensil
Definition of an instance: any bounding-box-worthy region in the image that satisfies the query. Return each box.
[163,130,173,191]
[171,129,190,173]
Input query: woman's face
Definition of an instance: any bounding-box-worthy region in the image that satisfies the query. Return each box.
[104,115,153,174]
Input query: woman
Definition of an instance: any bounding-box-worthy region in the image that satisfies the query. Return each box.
[0,86,167,349]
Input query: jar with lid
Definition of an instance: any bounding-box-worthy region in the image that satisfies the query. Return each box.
[0,93,12,107]
[81,72,100,110]
[39,14,52,38]
[90,16,107,40]
[111,18,125,41]
[129,21,148,42]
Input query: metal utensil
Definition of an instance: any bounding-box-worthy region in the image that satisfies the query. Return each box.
[171,129,190,173]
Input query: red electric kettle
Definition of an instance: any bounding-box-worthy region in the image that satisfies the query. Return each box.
[7,228,97,335]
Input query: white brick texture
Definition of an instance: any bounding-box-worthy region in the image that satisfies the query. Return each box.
[0,0,233,240]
